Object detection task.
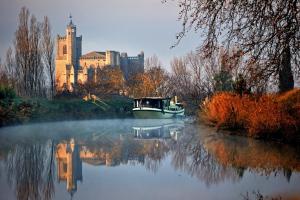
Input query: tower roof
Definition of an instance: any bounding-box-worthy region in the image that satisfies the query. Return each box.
[68,14,75,27]
[80,51,106,59]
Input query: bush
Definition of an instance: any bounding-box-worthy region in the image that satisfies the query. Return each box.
[202,92,254,129]
[201,89,300,141]
[0,85,16,100]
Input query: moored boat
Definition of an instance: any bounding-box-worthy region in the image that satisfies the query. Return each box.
[132,97,184,119]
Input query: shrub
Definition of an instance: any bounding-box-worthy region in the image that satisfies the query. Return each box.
[0,85,16,100]
[201,89,300,141]
[202,92,254,129]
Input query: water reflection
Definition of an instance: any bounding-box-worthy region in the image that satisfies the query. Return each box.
[5,140,55,200]
[56,139,82,196]
[0,119,299,200]
[170,127,241,186]
[200,129,300,181]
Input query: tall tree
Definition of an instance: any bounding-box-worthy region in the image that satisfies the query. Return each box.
[4,47,16,89]
[14,7,45,97]
[42,16,55,99]
[167,0,300,92]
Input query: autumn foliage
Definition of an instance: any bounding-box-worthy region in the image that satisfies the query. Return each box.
[201,89,300,141]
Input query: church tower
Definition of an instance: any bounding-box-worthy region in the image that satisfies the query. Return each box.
[66,16,76,65]
[55,15,82,91]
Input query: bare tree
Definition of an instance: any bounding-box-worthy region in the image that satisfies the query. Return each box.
[14,7,45,97]
[42,16,55,99]
[166,0,300,92]
[4,47,17,89]
[169,56,193,97]
[169,52,211,112]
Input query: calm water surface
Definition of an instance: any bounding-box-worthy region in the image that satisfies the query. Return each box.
[0,119,299,200]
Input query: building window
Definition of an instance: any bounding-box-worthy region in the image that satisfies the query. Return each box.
[63,45,67,54]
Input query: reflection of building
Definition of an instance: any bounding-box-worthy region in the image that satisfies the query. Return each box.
[56,139,82,196]
[55,16,144,90]
[55,131,177,194]
[80,146,119,167]
[55,139,123,195]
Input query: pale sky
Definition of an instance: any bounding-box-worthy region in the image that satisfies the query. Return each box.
[0,0,200,68]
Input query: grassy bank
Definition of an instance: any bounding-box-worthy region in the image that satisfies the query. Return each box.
[0,89,133,127]
[201,89,300,142]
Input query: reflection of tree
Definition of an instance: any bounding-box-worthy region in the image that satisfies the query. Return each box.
[143,140,169,173]
[43,141,55,200]
[171,128,240,186]
[80,136,170,173]
[6,140,55,200]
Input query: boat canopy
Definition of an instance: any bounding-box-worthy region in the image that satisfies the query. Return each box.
[133,97,171,100]
[133,97,171,109]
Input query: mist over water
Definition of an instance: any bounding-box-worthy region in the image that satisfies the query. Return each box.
[0,119,299,200]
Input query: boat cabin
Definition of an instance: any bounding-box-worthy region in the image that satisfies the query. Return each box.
[133,97,171,109]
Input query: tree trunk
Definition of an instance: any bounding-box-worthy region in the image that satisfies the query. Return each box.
[279,46,294,92]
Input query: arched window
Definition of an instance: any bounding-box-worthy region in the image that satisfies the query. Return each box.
[63,45,67,54]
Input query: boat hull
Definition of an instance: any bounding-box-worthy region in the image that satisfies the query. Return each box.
[133,108,184,119]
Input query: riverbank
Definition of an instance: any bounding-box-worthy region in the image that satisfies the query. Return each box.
[200,89,300,143]
[0,89,133,127]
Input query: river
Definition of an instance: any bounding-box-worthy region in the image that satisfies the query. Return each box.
[0,119,299,200]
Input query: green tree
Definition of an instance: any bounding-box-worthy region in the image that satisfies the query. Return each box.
[214,70,233,92]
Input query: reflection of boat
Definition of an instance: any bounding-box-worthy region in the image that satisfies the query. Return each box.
[133,122,183,141]
[133,97,184,119]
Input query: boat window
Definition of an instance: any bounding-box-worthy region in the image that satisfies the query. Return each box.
[140,99,162,109]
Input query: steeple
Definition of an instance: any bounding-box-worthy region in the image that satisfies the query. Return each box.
[66,13,76,64]
[68,13,74,27]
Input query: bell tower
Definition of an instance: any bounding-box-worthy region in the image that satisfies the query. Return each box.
[66,14,77,65]
[55,14,82,91]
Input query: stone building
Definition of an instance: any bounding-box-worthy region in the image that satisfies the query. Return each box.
[55,17,144,91]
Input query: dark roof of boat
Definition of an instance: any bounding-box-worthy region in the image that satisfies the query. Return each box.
[133,97,171,100]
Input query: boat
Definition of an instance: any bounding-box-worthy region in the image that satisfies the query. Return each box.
[132,96,185,119]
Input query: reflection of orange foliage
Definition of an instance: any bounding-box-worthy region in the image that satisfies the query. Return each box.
[205,137,300,173]
[202,89,300,140]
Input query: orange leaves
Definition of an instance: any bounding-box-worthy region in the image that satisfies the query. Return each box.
[247,95,284,136]
[202,89,300,140]
[127,67,166,98]
[202,92,253,129]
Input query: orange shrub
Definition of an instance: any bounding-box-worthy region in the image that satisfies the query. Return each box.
[247,95,285,137]
[277,89,300,121]
[201,89,300,141]
[202,92,254,129]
